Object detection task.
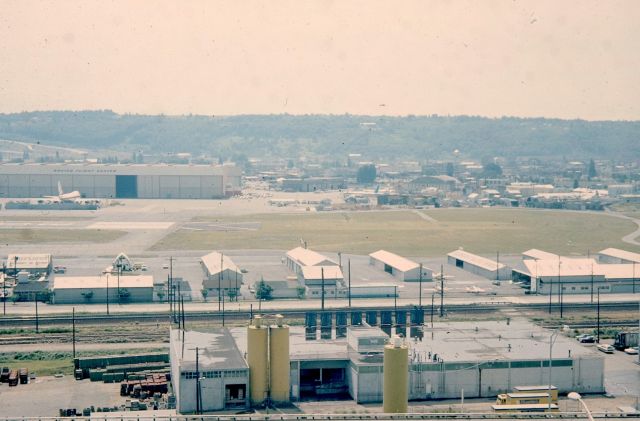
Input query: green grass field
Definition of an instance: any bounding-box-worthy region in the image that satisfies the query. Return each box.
[151,208,640,256]
[0,229,126,244]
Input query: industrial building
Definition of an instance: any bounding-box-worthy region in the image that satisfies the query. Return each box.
[300,265,344,297]
[513,257,639,295]
[169,317,603,413]
[369,250,432,282]
[200,252,243,296]
[169,329,249,413]
[0,163,241,199]
[598,248,640,264]
[447,249,511,280]
[50,275,154,304]
[522,249,559,261]
[285,247,338,275]
[5,253,52,276]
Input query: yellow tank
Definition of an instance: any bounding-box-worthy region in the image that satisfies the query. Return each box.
[269,314,290,403]
[247,316,269,405]
[383,336,409,413]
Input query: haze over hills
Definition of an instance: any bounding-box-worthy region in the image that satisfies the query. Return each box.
[0,111,638,161]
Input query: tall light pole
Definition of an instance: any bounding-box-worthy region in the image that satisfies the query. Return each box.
[106,273,110,316]
[218,253,223,311]
[596,287,602,343]
[548,329,560,411]
[2,263,6,316]
[348,259,351,309]
[116,262,121,305]
[418,263,423,309]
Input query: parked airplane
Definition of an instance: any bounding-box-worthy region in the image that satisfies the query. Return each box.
[44,182,82,202]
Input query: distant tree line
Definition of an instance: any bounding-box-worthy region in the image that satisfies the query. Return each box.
[0,111,638,160]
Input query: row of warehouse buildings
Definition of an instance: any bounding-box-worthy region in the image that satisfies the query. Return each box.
[0,163,241,199]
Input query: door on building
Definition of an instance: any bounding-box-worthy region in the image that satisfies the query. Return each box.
[115,175,138,198]
[224,384,246,408]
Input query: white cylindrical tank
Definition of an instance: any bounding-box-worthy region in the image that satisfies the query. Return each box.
[269,314,290,403]
[383,336,409,413]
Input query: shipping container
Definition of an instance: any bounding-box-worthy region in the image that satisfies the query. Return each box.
[8,369,18,386]
[19,368,28,384]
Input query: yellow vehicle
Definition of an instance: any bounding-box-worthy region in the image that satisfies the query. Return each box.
[513,385,558,402]
[496,392,552,405]
[492,404,559,413]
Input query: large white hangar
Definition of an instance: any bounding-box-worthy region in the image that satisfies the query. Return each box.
[0,163,241,199]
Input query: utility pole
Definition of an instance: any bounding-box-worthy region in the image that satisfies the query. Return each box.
[222,285,226,327]
[2,263,6,316]
[181,296,186,332]
[321,267,325,311]
[34,293,39,333]
[558,256,563,319]
[195,347,201,414]
[633,261,636,294]
[440,264,444,317]
[596,288,601,343]
[169,256,175,321]
[419,263,423,309]
[72,307,76,360]
[590,259,594,303]
[218,253,223,311]
[431,294,434,328]
[177,284,182,328]
[116,263,121,305]
[348,259,351,308]
[496,251,500,283]
[106,273,110,316]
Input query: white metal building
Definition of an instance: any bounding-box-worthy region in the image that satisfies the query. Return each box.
[201,251,243,295]
[5,254,52,275]
[447,249,511,280]
[170,329,249,413]
[50,275,154,304]
[368,250,432,282]
[0,163,241,199]
[285,247,338,275]
[597,248,640,264]
[522,249,559,261]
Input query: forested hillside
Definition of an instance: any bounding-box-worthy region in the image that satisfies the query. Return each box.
[0,111,638,160]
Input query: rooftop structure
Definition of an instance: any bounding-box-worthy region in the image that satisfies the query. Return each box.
[200,251,243,294]
[286,247,337,268]
[598,248,640,264]
[522,249,559,261]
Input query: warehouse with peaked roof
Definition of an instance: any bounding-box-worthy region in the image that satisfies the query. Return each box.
[598,248,640,264]
[200,251,243,295]
[447,249,511,280]
[285,247,337,274]
[0,162,241,199]
[369,250,432,282]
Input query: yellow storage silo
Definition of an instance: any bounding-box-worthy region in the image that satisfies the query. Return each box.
[383,336,409,413]
[247,315,269,405]
[269,314,290,403]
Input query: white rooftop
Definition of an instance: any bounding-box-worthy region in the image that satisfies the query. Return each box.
[6,254,52,269]
[448,249,507,271]
[52,275,154,290]
[522,258,604,278]
[201,251,240,275]
[286,247,337,267]
[522,249,559,260]
[369,249,419,272]
[598,248,640,264]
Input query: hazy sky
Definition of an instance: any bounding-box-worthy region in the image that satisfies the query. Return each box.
[0,0,638,120]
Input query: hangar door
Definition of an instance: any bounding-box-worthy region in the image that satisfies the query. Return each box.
[115,175,138,198]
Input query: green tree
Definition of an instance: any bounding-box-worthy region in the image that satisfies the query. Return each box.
[255,279,273,301]
[201,288,209,302]
[356,164,376,184]
[481,162,503,178]
[227,288,238,302]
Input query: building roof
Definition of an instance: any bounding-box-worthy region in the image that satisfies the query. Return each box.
[597,264,639,280]
[13,280,48,294]
[369,250,419,272]
[286,247,336,267]
[522,249,559,260]
[6,254,52,269]
[301,265,344,280]
[522,258,604,278]
[447,249,507,271]
[52,275,154,290]
[170,328,248,371]
[200,251,240,276]
[598,248,640,264]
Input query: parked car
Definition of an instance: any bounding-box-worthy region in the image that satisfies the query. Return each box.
[53,266,66,274]
[624,347,639,355]
[597,344,615,354]
[578,335,595,343]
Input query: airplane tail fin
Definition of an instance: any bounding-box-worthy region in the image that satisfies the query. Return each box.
[58,181,64,196]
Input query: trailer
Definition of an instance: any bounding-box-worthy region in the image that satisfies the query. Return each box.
[614,331,639,350]
[1,366,9,383]
[8,369,18,386]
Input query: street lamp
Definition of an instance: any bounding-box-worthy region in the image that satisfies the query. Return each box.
[568,392,594,421]
[548,329,560,411]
